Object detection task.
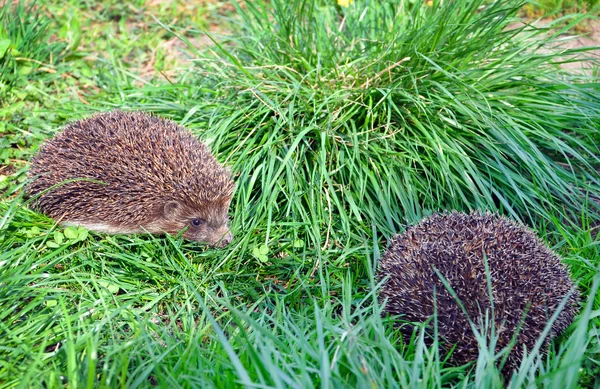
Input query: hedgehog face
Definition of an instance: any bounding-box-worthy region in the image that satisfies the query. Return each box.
[162,199,232,247]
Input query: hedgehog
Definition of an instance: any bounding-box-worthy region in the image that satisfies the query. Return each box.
[377,211,579,373]
[26,110,235,247]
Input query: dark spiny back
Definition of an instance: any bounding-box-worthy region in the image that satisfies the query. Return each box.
[378,211,579,373]
[26,110,234,226]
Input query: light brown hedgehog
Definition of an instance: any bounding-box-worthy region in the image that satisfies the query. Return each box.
[26,110,235,247]
[377,211,579,374]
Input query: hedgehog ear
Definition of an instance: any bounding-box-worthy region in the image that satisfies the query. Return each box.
[163,200,181,219]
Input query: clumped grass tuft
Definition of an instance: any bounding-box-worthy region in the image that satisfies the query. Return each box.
[165,0,600,240]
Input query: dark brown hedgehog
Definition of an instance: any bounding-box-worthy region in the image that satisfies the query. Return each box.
[377,211,579,373]
[26,110,235,247]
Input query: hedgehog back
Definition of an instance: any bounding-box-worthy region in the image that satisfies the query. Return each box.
[27,111,234,228]
[378,211,579,371]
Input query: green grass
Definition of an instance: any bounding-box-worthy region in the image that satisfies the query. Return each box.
[0,1,66,100]
[96,0,600,232]
[1,200,599,387]
[0,0,70,193]
[523,0,599,18]
[1,0,600,387]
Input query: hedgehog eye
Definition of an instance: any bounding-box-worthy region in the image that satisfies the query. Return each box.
[190,218,204,227]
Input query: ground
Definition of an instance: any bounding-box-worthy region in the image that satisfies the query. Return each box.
[1,1,599,387]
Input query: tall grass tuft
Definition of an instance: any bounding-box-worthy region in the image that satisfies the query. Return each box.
[167,0,600,243]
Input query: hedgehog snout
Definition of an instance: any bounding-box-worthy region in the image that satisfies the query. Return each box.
[217,230,233,248]
[186,221,232,247]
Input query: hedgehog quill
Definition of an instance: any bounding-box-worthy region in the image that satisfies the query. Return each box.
[377,211,579,373]
[26,110,235,247]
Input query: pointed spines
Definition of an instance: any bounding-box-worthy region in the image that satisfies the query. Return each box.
[377,210,579,373]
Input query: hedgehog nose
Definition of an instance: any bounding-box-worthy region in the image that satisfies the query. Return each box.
[218,231,233,247]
